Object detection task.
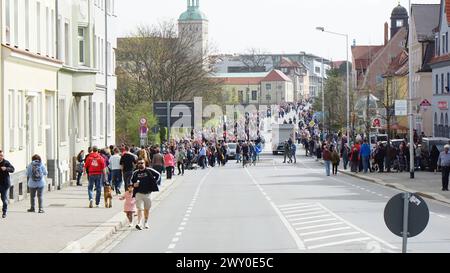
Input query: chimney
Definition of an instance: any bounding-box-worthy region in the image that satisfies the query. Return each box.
[384,22,389,45]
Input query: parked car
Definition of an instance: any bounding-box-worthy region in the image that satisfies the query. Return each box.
[420,137,450,170]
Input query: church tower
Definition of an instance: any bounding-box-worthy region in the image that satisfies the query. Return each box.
[390,2,409,39]
[178,0,209,59]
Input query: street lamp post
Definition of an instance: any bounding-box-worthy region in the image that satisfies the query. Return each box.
[408,0,415,179]
[316,27,350,140]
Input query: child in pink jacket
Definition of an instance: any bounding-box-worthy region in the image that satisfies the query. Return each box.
[119,184,137,227]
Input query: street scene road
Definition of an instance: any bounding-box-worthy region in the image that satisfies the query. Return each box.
[95,151,450,253]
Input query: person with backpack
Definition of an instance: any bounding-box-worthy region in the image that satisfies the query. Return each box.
[0,150,15,218]
[85,146,107,208]
[26,155,48,213]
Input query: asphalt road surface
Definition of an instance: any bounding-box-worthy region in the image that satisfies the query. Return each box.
[101,153,450,253]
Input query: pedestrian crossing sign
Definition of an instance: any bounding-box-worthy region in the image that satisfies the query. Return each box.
[309,121,315,127]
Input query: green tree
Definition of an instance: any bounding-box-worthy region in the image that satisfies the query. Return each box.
[116,101,158,146]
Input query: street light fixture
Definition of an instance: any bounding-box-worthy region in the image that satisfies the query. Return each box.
[316,26,350,140]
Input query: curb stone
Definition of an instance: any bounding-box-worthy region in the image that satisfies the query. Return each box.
[59,176,181,253]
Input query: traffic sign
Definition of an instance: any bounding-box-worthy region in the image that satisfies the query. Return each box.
[420,99,432,107]
[384,193,429,253]
[372,118,381,129]
[309,120,315,127]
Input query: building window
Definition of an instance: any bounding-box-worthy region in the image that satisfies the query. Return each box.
[266,84,271,90]
[436,74,439,94]
[447,32,449,53]
[315,67,321,74]
[100,102,104,137]
[107,103,111,135]
[13,0,18,46]
[38,94,43,144]
[396,20,403,27]
[25,0,30,49]
[59,98,67,143]
[84,100,88,139]
[5,0,11,44]
[37,2,41,53]
[448,73,450,93]
[252,91,257,101]
[78,27,86,64]
[64,22,70,64]
[18,91,24,149]
[442,74,445,94]
[8,90,15,151]
[93,102,97,137]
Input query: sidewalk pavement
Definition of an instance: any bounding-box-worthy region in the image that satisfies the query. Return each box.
[0,174,182,253]
[338,168,450,205]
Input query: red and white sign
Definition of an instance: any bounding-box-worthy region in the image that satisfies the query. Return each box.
[420,99,432,107]
[372,118,382,128]
[438,101,448,110]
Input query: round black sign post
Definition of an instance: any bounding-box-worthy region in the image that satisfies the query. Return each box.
[384,193,429,253]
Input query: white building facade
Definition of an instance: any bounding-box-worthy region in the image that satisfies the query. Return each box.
[0,0,117,201]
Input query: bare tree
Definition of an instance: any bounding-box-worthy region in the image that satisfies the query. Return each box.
[240,48,269,72]
[116,20,221,103]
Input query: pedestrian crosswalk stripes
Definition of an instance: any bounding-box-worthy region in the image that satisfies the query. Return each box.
[277,202,399,252]
[304,232,361,242]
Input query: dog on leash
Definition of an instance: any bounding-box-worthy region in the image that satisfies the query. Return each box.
[104,183,113,208]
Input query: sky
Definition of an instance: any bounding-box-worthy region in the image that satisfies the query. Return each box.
[115,0,439,61]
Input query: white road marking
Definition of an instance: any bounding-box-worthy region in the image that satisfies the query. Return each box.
[165,251,173,253]
[183,218,189,221]
[187,210,192,213]
[308,237,371,250]
[168,244,176,249]
[278,203,309,208]
[292,218,337,226]
[378,194,383,197]
[178,227,185,231]
[172,238,179,242]
[296,222,343,231]
[245,168,306,250]
[299,227,352,236]
[176,232,182,236]
[317,203,399,250]
[304,232,361,242]
[266,197,272,201]
[286,211,325,218]
[290,215,331,222]
[180,222,187,226]
[284,208,322,214]
[280,205,318,211]
[437,214,446,218]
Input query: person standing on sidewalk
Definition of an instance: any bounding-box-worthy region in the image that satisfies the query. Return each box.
[341,143,350,170]
[0,150,15,218]
[323,145,332,177]
[85,146,107,208]
[26,155,48,213]
[151,148,164,185]
[109,148,123,195]
[438,145,450,191]
[360,140,371,174]
[331,146,340,176]
[431,145,440,173]
[176,146,186,176]
[76,150,85,186]
[120,146,138,190]
[131,160,160,230]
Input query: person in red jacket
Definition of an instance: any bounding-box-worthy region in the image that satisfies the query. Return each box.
[85,146,107,208]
